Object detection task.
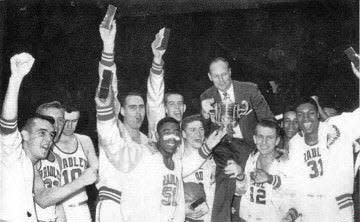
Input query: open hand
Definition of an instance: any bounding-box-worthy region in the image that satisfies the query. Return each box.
[99,20,116,47]
[224,160,243,178]
[201,98,215,119]
[253,169,271,184]
[10,52,35,78]
[204,126,227,150]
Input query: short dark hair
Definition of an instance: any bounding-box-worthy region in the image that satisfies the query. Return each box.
[156,117,179,134]
[164,92,184,105]
[36,101,64,114]
[119,91,145,107]
[295,97,318,113]
[181,114,204,131]
[209,57,230,72]
[63,102,80,113]
[22,114,55,132]
[255,119,281,137]
[282,105,297,115]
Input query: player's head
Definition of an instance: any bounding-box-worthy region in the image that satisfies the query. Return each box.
[164,92,186,121]
[254,119,281,155]
[63,104,80,136]
[36,101,65,142]
[156,117,181,156]
[323,107,338,117]
[282,106,299,139]
[208,57,232,92]
[120,92,145,130]
[181,114,205,149]
[21,115,56,161]
[296,98,319,136]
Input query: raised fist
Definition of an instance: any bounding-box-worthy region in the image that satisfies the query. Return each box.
[151,28,166,61]
[99,20,116,46]
[10,52,35,78]
[80,167,98,186]
[95,85,114,108]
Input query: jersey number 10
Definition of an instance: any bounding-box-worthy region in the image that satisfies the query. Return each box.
[62,168,82,184]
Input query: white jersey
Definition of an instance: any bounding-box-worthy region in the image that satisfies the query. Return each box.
[35,151,62,221]
[240,152,289,222]
[287,108,360,221]
[0,119,37,222]
[183,153,216,222]
[53,134,89,206]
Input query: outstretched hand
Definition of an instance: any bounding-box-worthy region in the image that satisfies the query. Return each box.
[99,20,117,47]
[204,126,227,150]
[201,98,215,120]
[10,52,35,79]
[151,28,166,61]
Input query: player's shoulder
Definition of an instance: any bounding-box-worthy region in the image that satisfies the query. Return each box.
[233,80,258,89]
[75,133,91,141]
[200,86,217,100]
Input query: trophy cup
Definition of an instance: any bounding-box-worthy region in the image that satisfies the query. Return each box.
[210,100,251,137]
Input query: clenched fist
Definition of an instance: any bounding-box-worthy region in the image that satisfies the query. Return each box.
[10,52,35,79]
[151,28,166,63]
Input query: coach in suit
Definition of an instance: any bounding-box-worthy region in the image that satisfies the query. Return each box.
[201,57,273,222]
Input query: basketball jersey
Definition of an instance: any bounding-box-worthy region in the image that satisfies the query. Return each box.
[53,134,89,206]
[120,147,185,222]
[35,151,62,221]
[183,154,216,222]
[240,152,289,222]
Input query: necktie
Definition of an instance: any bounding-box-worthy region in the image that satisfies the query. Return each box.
[223,92,230,102]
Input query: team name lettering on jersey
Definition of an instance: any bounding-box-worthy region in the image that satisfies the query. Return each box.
[61,157,88,169]
[39,166,61,188]
[303,147,324,178]
[161,174,180,206]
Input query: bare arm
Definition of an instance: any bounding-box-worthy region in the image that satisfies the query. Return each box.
[34,167,97,208]
[81,135,99,170]
[55,204,66,222]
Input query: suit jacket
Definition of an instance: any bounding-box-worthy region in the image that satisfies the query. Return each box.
[200,80,274,145]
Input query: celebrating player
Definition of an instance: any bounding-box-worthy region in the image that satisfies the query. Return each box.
[286,90,360,221]
[181,115,217,222]
[0,53,97,222]
[238,119,294,221]
[147,28,187,142]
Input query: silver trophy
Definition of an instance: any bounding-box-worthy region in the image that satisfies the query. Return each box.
[210,100,251,136]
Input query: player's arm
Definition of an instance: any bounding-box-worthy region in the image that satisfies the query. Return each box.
[147,28,166,141]
[250,84,274,120]
[182,128,227,177]
[0,53,35,155]
[81,135,99,170]
[34,166,97,208]
[311,95,329,121]
[252,168,282,189]
[55,204,66,222]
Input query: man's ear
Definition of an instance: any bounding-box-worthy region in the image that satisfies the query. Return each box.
[228,68,232,77]
[275,137,280,146]
[183,104,187,113]
[182,130,186,139]
[21,130,30,141]
[208,73,213,82]
[120,106,125,117]
[155,131,160,141]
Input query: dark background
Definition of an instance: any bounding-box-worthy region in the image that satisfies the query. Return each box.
[0,0,358,220]
[0,0,359,136]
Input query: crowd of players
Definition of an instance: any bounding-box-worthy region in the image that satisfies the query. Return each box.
[1,17,360,222]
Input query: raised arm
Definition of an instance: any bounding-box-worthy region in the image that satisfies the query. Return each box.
[182,128,227,177]
[311,95,329,121]
[147,28,166,141]
[34,165,97,208]
[0,53,34,156]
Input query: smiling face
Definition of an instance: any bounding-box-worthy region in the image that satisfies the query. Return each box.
[38,107,65,143]
[253,125,280,156]
[121,95,145,130]
[182,120,205,149]
[157,121,181,155]
[23,118,56,161]
[165,94,186,121]
[208,60,232,92]
[283,111,299,139]
[296,103,319,136]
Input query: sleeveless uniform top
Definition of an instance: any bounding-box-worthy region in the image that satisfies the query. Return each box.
[35,151,62,221]
[53,134,89,206]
